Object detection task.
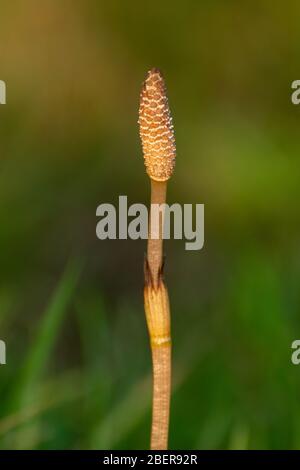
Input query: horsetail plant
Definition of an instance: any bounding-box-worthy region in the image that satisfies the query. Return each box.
[138,68,176,450]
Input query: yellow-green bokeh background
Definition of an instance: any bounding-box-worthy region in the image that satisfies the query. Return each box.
[0,0,300,449]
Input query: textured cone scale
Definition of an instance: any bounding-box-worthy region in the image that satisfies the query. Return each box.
[139,68,176,182]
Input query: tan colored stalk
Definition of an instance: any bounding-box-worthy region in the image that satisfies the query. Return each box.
[138,68,176,450]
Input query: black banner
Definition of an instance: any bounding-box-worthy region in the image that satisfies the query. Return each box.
[0,450,297,466]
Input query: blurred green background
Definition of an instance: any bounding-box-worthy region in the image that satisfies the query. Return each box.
[0,0,300,450]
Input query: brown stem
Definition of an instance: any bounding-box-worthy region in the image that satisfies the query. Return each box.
[144,178,171,450]
[151,345,171,449]
[147,179,167,287]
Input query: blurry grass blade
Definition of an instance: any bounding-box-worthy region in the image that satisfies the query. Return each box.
[0,370,83,436]
[12,259,82,409]
[91,375,151,449]
[22,260,81,386]
[229,422,249,450]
